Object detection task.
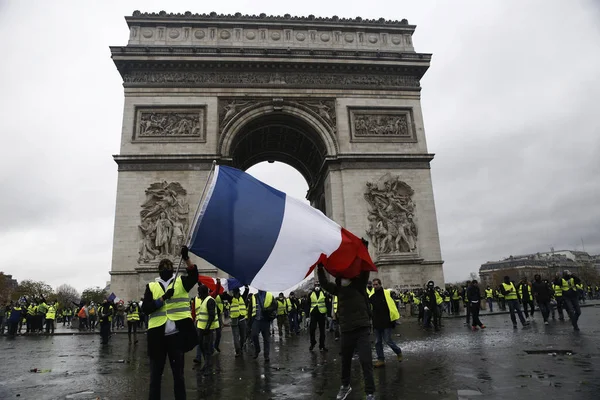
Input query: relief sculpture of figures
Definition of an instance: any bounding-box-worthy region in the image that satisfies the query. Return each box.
[138,182,190,263]
[139,111,202,137]
[354,114,410,136]
[364,173,418,255]
[222,100,252,125]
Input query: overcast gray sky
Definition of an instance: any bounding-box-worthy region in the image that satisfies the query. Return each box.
[1,0,599,293]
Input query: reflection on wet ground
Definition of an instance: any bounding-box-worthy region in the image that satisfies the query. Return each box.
[1,306,599,399]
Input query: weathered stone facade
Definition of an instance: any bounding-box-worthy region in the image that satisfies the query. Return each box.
[110,12,444,300]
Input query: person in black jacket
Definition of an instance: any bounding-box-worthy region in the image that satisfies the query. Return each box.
[466,280,485,331]
[518,278,535,321]
[532,274,553,324]
[554,270,582,331]
[142,246,198,400]
[318,261,374,400]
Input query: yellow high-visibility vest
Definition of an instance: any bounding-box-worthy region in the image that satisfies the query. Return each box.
[195,297,219,330]
[502,282,518,300]
[127,305,140,321]
[310,291,327,314]
[230,297,247,319]
[148,277,191,330]
[383,289,400,321]
[251,292,275,317]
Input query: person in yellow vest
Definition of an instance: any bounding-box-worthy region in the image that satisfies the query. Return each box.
[127,301,140,344]
[366,281,375,297]
[496,287,506,311]
[228,286,249,356]
[331,294,340,341]
[141,246,199,400]
[288,291,301,335]
[26,301,36,334]
[276,293,291,338]
[194,284,219,376]
[450,285,460,315]
[251,289,277,362]
[309,283,328,352]
[369,279,402,368]
[553,270,582,331]
[551,274,565,321]
[423,281,443,330]
[45,301,57,334]
[499,276,528,328]
[210,281,224,353]
[485,286,494,313]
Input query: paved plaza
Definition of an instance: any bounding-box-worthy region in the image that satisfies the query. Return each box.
[1,306,599,400]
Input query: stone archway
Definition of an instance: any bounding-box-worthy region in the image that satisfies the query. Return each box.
[219,102,336,205]
[109,11,445,300]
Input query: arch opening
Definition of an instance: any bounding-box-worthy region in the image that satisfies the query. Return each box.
[228,112,328,191]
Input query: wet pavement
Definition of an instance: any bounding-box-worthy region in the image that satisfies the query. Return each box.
[1,305,599,400]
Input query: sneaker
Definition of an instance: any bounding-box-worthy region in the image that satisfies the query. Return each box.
[366,394,375,400]
[544,321,549,325]
[336,385,352,400]
[480,325,486,329]
[397,353,403,362]
[374,360,385,368]
[320,347,328,352]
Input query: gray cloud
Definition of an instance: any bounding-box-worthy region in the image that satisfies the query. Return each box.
[0,0,598,291]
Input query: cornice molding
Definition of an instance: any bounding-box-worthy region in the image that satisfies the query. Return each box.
[127,11,414,29]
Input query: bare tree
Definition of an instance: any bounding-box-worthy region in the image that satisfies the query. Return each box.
[56,284,80,308]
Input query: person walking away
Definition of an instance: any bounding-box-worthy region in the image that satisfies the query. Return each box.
[127,301,140,343]
[309,283,328,352]
[251,290,277,362]
[318,260,375,400]
[195,285,218,375]
[98,299,113,344]
[142,246,199,400]
[485,286,494,313]
[209,283,224,353]
[532,275,552,325]
[422,281,442,330]
[45,301,57,334]
[369,278,402,368]
[89,302,97,330]
[518,278,535,321]
[467,280,486,331]
[288,291,301,335]
[501,276,528,328]
[7,302,24,337]
[555,270,582,331]
[276,293,291,338]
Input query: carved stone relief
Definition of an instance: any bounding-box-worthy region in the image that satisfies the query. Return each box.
[365,174,418,255]
[134,107,205,142]
[138,182,190,264]
[123,70,420,90]
[217,98,337,135]
[349,108,416,143]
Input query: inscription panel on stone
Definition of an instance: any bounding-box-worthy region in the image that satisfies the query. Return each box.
[133,106,206,142]
[348,107,416,143]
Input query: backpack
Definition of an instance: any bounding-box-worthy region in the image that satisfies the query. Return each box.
[89,307,96,316]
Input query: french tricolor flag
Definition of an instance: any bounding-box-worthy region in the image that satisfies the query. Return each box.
[189,166,376,291]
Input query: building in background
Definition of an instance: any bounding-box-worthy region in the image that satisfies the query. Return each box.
[479,249,600,288]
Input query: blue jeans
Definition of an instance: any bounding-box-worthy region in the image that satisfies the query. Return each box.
[374,327,402,360]
[562,296,581,328]
[251,319,271,359]
[507,299,526,325]
[487,298,494,312]
[288,311,299,334]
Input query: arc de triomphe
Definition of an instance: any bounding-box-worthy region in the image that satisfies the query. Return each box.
[109,11,444,300]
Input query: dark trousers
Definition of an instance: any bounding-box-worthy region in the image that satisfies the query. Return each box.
[45,318,55,334]
[470,302,483,327]
[554,297,565,320]
[309,312,326,349]
[465,302,471,324]
[8,321,18,336]
[499,298,506,310]
[79,317,88,331]
[341,327,375,395]
[507,299,526,325]
[213,314,223,351]
[562,296,581,329]
[100,321,111,344]
[486,298,494,312]
[251,319,271,359]
[128,321,138,341]
[538,300,551,322]
[149,333,186,400]
[198,329,215,373]
[424,307,440,330]
[451,299,459,314]
[522,300,535,318]
[288,311,300,334]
